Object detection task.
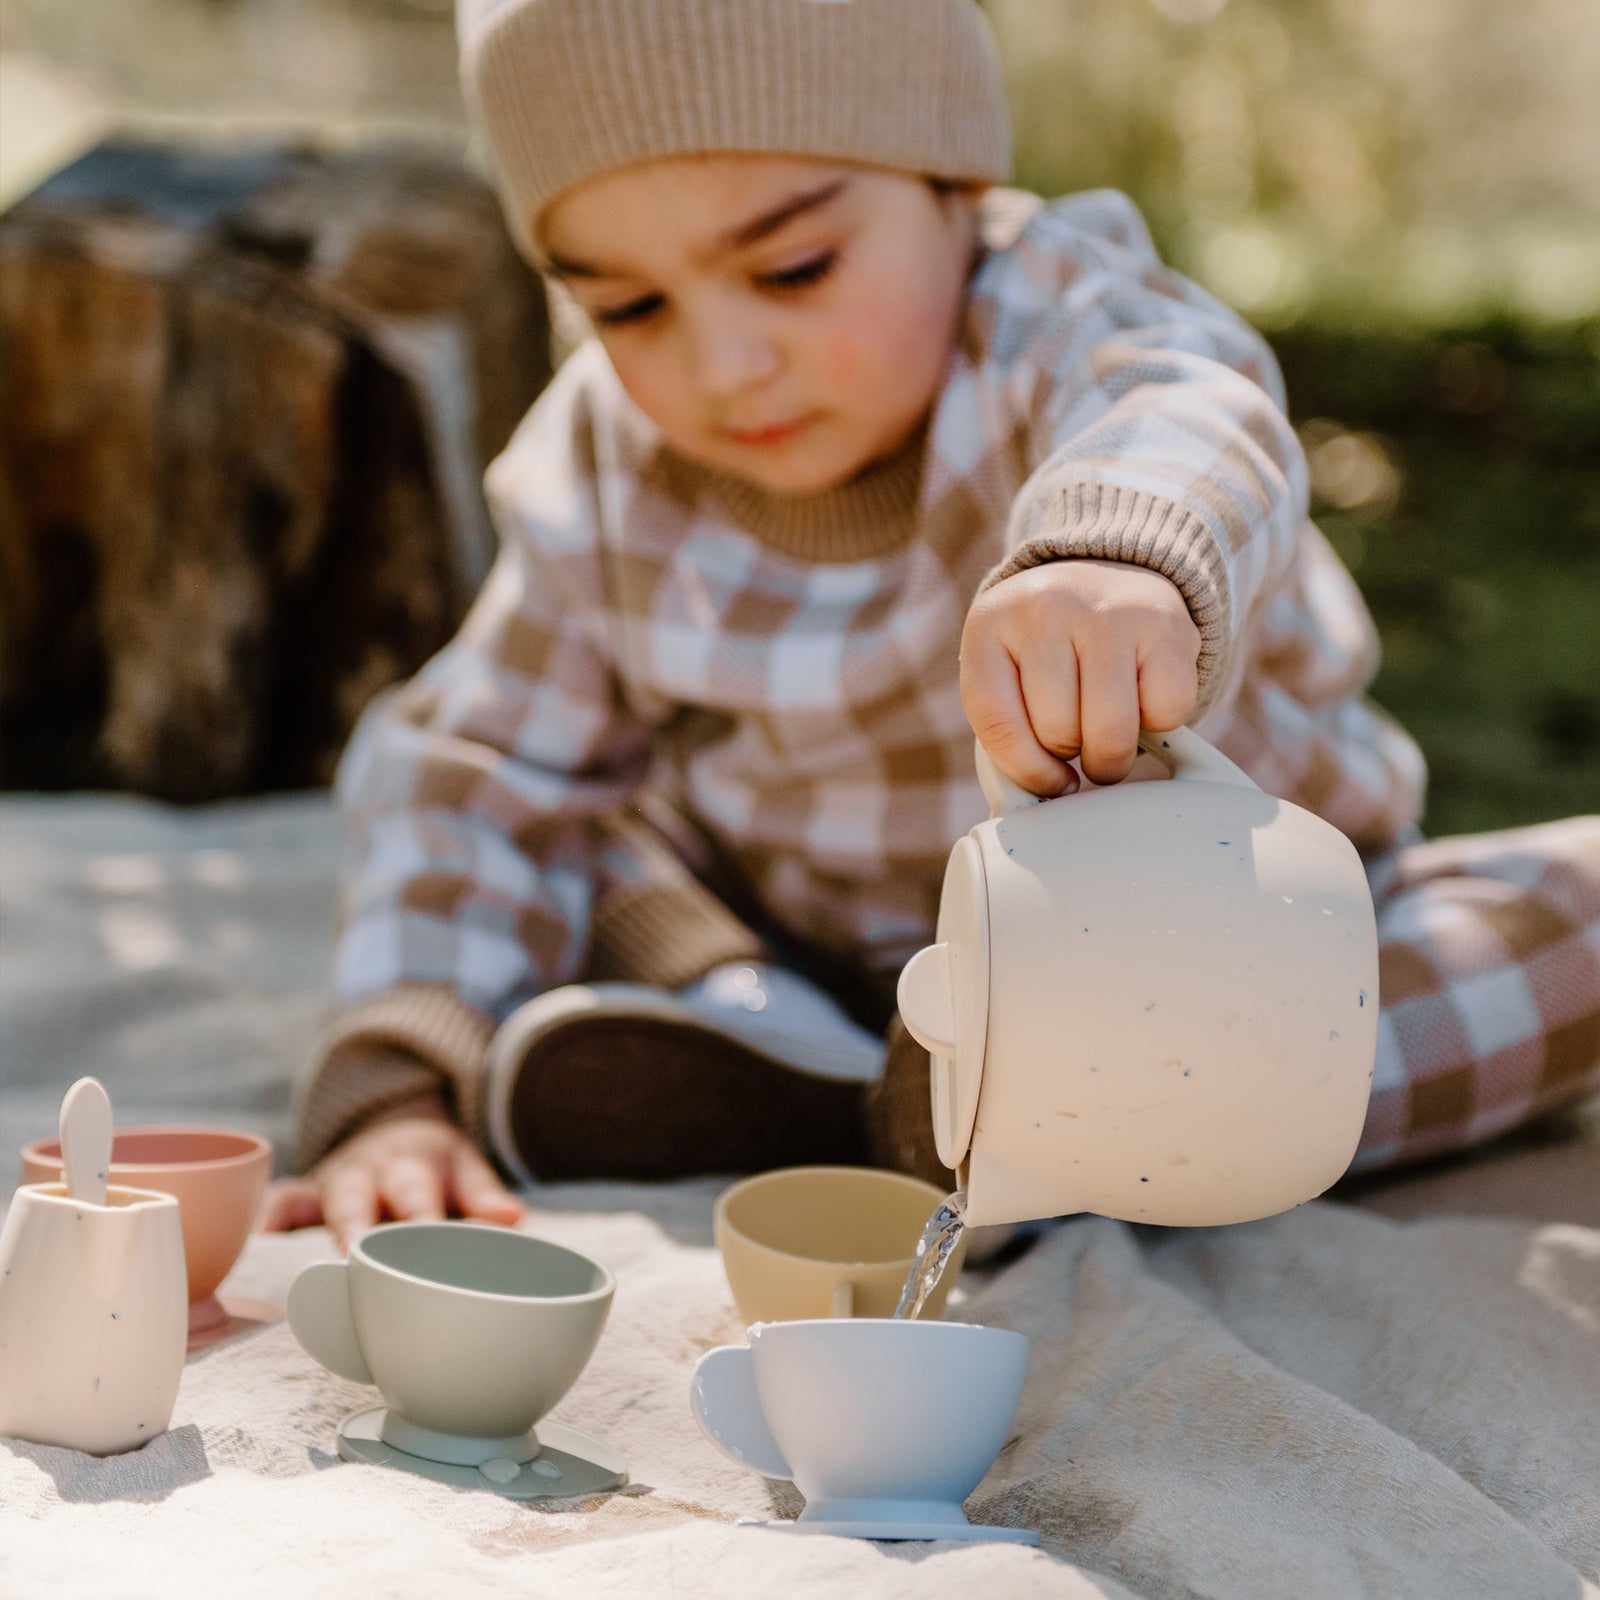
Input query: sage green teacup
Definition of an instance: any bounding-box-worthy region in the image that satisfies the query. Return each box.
[287,1221,614,1473]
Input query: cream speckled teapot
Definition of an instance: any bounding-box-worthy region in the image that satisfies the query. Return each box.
[897,729,1379,1229]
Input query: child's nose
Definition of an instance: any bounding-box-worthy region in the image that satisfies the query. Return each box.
[685,312,780,400]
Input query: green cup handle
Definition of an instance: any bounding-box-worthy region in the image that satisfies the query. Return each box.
[286,1260,373,1385]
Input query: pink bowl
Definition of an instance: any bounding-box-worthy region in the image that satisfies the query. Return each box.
[20,1126,272,1341]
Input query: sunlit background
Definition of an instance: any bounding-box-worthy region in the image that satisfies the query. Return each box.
[3,0,1597,833]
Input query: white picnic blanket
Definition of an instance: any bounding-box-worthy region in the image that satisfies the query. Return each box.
[2,794,1598,1600]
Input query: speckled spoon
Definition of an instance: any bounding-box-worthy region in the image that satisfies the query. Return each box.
[59,1076,113,1207]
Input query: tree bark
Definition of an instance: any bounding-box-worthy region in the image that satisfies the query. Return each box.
[0,142,550,800]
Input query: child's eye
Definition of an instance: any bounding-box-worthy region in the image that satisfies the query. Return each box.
[757,251,838,292]
[592,294,664,327]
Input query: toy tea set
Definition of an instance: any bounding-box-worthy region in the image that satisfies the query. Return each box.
[0,729,1378,1541]
[0,1077,278,1455]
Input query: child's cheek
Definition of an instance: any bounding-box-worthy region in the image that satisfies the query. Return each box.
[815,294,912,395]
[604,345,687,438]
[816,275,956,411]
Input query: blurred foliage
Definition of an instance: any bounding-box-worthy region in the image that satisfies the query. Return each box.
[1276,321,1600,836]
[987,0,1600,330]
[4,0,1597,828]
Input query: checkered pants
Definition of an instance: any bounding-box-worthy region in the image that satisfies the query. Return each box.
[1350,814,1600,1173]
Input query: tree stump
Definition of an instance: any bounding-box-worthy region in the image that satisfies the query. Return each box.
[0,142,551,800]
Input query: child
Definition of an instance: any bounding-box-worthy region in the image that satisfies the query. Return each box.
[262,0,1600,1249]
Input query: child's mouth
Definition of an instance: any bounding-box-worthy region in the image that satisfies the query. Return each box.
[724,416,814,449]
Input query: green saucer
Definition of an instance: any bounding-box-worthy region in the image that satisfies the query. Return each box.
[335,1407,627,1501]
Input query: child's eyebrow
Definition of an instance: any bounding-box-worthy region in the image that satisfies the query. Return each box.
[544,176,850,282]
[720,176,849,255]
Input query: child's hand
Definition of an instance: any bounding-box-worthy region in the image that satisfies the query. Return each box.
[258,1089,525,1254]
[961,559,1200,794]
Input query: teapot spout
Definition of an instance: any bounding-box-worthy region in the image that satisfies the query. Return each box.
[959,1158,1074,1230]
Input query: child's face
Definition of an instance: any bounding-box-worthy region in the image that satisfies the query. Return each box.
[539,156,981,496]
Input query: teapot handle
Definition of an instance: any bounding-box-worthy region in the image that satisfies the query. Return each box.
[973,742,1046,816]
[1140,727,1258,790]
[974,727,1255,815]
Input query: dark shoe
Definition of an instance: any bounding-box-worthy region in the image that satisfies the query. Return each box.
[485,983,868,1183]
[865,1015,956,1191]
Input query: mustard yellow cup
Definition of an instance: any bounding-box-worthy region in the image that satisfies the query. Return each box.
[714,1165,967,1323]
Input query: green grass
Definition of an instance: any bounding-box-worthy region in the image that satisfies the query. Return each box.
[1271,320,1600,836]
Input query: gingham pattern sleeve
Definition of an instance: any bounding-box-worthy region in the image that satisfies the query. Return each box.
[331,359,655,1018]
[979,190,1310,715]
[1199,521,1428,853]
[334,361,659,1011]
[295,356,660,1156]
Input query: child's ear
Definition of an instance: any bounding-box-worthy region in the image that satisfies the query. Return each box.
[933,180,990,253]
[932,178,990,220]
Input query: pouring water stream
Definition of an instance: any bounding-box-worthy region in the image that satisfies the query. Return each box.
[892,1190,968,1320]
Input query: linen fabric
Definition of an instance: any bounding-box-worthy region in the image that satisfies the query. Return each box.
[4,1193,1598,1600]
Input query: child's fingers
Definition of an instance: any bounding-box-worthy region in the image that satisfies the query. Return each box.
[962,632,1075,797]
[1076,643,1141,785]
[257,1178,323,1233]
[321,1166,380,1254]
[1015,637,1083,767]
[450,1142,526,1226]
[376,1154,446,1226]
[1137,622,1202,732]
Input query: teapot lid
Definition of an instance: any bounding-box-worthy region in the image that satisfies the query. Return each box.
[896,834,989,1170]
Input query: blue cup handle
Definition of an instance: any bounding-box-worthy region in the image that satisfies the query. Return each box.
[689,1344,791,1480]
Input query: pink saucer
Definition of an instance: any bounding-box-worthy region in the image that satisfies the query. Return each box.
[188,1292,284,1352]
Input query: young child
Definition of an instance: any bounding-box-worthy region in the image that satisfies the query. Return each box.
[263,0,1600,1248]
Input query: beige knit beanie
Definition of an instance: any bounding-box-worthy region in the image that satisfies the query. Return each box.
[457,0,1012,258]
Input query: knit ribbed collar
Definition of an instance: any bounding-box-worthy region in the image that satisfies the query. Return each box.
[692,423,929,564]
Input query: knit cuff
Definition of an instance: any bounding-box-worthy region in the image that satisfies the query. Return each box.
[589,878,767,991]
[293,985,497,1169]
[985,483,1235,714]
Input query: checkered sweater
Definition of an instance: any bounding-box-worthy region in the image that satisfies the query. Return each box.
[295,189,1426,1163]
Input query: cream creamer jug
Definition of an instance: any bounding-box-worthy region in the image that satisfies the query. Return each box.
[0,1077,187,1455]
[896,729,1379,1228]
[0,1182,188,1453]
